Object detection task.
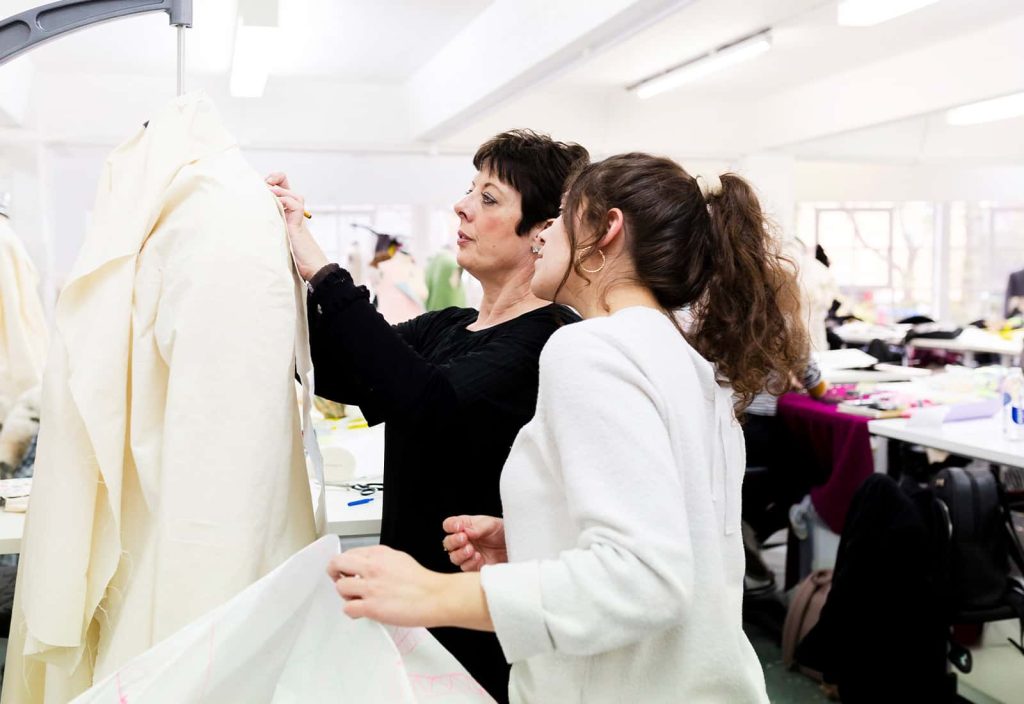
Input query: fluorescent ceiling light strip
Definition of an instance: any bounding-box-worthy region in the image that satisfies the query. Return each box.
[837,0,940,27]
[229,19,278,98]
[631,30,772,100]
[946,92,1024,126]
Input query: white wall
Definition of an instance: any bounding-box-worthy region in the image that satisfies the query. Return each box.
[0,55,33,127]
[795,161,1024,202]
[36,143,479,290]
[0,142,55,309]
[30,72,413,150]
[34,142,1024,298]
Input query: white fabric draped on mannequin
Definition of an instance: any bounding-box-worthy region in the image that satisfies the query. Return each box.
[3,93,318,703]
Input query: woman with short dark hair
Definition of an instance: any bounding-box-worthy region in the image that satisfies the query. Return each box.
[267,130,588,701]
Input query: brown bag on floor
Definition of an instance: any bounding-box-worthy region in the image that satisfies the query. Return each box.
[782,568,833,682]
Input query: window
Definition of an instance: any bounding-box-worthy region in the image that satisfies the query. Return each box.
[797,202,936,322]
[949,204,1024,321]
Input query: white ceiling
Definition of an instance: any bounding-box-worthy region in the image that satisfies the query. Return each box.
[1,0,493,81]
[2,0,1023,163]
[553,0,1022,100]
[441,0,1024,159]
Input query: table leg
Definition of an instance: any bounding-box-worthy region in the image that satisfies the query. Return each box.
[872,435,889,475]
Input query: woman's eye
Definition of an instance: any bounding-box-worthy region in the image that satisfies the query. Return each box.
[465,188,473,195]
[482,194,496,205]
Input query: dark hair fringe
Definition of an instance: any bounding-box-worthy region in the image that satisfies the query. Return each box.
[473,129,589,236]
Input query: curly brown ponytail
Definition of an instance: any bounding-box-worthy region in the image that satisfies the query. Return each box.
[562,153,808,412]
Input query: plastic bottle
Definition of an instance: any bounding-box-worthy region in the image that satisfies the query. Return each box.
[1003,367,1024,441]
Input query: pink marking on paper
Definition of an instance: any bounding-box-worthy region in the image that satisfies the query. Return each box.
[389,627,425,655]
[408,672,490,698]
[116,673,128,704]
[198,621,217,697]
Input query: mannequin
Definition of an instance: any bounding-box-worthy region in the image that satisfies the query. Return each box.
[2,93,317,703]
[425,247,465,311]
[782,237,838,354]
[375,250,428,324]
[0,210,48,421]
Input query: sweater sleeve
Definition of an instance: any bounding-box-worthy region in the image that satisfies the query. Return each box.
[480,326,695,662]
[307,266,552,425]
[801,357,823,391]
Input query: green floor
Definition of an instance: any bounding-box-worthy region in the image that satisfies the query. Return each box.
[746,620,833,703]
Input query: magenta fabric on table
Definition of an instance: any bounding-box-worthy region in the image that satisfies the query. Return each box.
[775,393,875,533]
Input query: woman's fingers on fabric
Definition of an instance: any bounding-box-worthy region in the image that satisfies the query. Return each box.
[327,555,350,581]
[268,186,304,211]
[335,575,367,600]
[328,549,374,580]
[267,184,295,200]
[270,192,302,214]
[264,172,291,189]
[343,599,368,620]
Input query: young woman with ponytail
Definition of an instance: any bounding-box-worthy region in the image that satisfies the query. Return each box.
[327,153,808,703]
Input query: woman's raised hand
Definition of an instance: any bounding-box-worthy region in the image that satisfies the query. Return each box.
[265,172,330,280]
[442,515,507,572]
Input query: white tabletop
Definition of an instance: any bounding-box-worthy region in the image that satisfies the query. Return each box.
[0,485,384,556]
[868,416,1024,468]
[316,418,385,538]
[324,485,383,537]
[822,367,929,384]
[0,417,387,555]
[833,323,910,347]
[0,510,24,555]
[905,332,1022,357]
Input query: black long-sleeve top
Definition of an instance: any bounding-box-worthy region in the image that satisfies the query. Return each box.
[307,264,578,701]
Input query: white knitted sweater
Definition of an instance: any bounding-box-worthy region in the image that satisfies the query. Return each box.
[481,307,769,704]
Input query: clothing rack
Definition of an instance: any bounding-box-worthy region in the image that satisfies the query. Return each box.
[0,0,192,95]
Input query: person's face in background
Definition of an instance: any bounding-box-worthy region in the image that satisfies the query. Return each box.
[452,168,537,285]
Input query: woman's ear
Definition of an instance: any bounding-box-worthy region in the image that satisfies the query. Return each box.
[596,208,624,250]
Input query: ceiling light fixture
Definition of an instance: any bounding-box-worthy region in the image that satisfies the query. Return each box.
[628,28,772,100]
[946,91,1024,126]
[837,0,940,27]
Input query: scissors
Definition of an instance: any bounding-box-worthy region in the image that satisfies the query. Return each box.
[346,482,383,497]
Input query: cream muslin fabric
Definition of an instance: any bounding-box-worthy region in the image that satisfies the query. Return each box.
[71,537,494,704]
[0,217,48,418]
[2,93,318,703]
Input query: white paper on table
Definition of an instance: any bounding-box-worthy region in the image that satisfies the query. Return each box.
[814,348,879,371]
[0,477,32,498]
[72,536,495,704]
[907,406,948,429]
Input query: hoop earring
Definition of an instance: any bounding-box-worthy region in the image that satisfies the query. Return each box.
[579,249,606,274]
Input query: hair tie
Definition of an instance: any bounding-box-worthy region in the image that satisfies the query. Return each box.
[694,174,723,201]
